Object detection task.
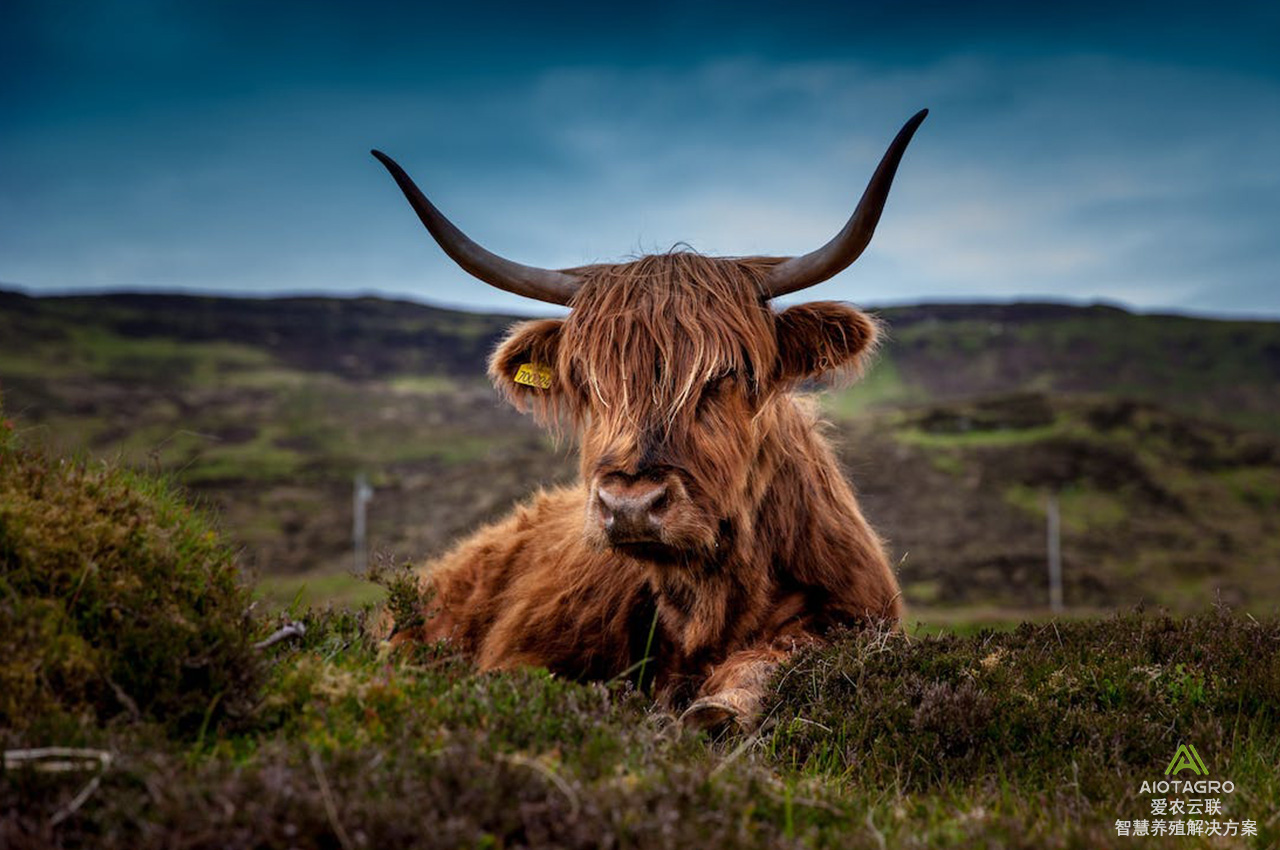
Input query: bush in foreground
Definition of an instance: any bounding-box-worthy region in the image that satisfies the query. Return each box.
[0,413,261,739]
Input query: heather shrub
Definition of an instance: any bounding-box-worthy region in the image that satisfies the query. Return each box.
[0,400,261,739]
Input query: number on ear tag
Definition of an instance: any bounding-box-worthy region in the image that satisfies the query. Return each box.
[513,362,554,390]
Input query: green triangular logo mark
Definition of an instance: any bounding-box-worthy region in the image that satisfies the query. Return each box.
[1165,743,1208,776]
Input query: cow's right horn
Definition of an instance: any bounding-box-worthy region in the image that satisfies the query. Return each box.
[372,150,583,306]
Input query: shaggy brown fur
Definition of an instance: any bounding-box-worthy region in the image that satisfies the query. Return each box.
[397,251,901,728]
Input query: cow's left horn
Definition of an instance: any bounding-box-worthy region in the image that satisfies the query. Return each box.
[762,109,928,298]
[372,150,583,305]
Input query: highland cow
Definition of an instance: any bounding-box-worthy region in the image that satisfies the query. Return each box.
[372,109,926,729]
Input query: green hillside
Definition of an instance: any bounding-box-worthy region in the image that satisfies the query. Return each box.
[1,289,1277,618]
[836,394,1280,615]
[4,303,1280,847]
[830,302,1280,434]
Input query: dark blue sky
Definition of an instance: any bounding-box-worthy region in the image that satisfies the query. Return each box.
[2,0,1278,316]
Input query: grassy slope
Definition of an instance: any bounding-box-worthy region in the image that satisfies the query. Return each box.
[0,290,577,582]
[2,290,1278,617]
[830,302,1280,435]
[831,394,1280,616]
[6,291,1279,431]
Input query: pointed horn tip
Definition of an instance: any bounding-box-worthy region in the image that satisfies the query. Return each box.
[371,150,411,181]
[903,109,929,134]
[371,150,406,175]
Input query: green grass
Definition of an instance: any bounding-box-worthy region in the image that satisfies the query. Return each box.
[5,298,1280,845]
[1005,483,1130,532]
[823,355,927,419]
[256,570,389,609]
[871,305,1280,436]
[896,421,1061,449]
[386,374,463,395]
[903,604,1110,636]
[0,327,277,386]
[1216,467,1280,511]
[763,612,1280,844]
[6,596,1277,848]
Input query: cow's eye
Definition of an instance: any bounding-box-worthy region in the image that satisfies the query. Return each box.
[568,362,593,403]
[697,371,736,413]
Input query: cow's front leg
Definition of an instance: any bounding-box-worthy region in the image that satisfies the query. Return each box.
[680,638,814,732]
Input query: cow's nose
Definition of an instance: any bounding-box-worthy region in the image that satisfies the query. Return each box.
[596,477,670,543]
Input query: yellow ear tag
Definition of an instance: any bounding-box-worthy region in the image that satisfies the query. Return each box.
[513,362,554,390]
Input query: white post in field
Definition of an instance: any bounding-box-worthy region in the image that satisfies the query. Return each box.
[353,472,373,572]
[1047,490,1063,613]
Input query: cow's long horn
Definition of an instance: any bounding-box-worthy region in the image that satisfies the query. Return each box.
[372,150,582,305]
[762,109,928,298]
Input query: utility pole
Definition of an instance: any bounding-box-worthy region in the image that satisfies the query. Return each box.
[1047,490,1063,614]
[353,472,373,573]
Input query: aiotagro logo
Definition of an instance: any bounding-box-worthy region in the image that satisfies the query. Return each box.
[1114,743,1258,838]
[1165,743,1207,776]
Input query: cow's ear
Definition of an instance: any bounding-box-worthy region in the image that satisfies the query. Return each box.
[774,302,880,385]
[488,318,565,414]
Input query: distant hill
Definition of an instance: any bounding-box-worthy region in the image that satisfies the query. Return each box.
[0,289,516,381]
[2,288,1278,616]
[4,289,1277,432]
[845,302,1280,434]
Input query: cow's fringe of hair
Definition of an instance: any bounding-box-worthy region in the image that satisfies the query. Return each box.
[559,251,786,428]
[495,249,881,440]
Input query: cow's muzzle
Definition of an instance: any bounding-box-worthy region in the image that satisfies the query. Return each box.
[594,473,673,546]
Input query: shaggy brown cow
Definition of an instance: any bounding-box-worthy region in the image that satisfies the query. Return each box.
[372,109,926,729]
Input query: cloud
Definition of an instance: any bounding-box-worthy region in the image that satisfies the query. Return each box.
[472,55,1280,315]
[2,43,1278,318]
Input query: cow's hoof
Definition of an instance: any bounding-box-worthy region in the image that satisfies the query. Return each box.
[679,696,740,732]
[680,687,764,733]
